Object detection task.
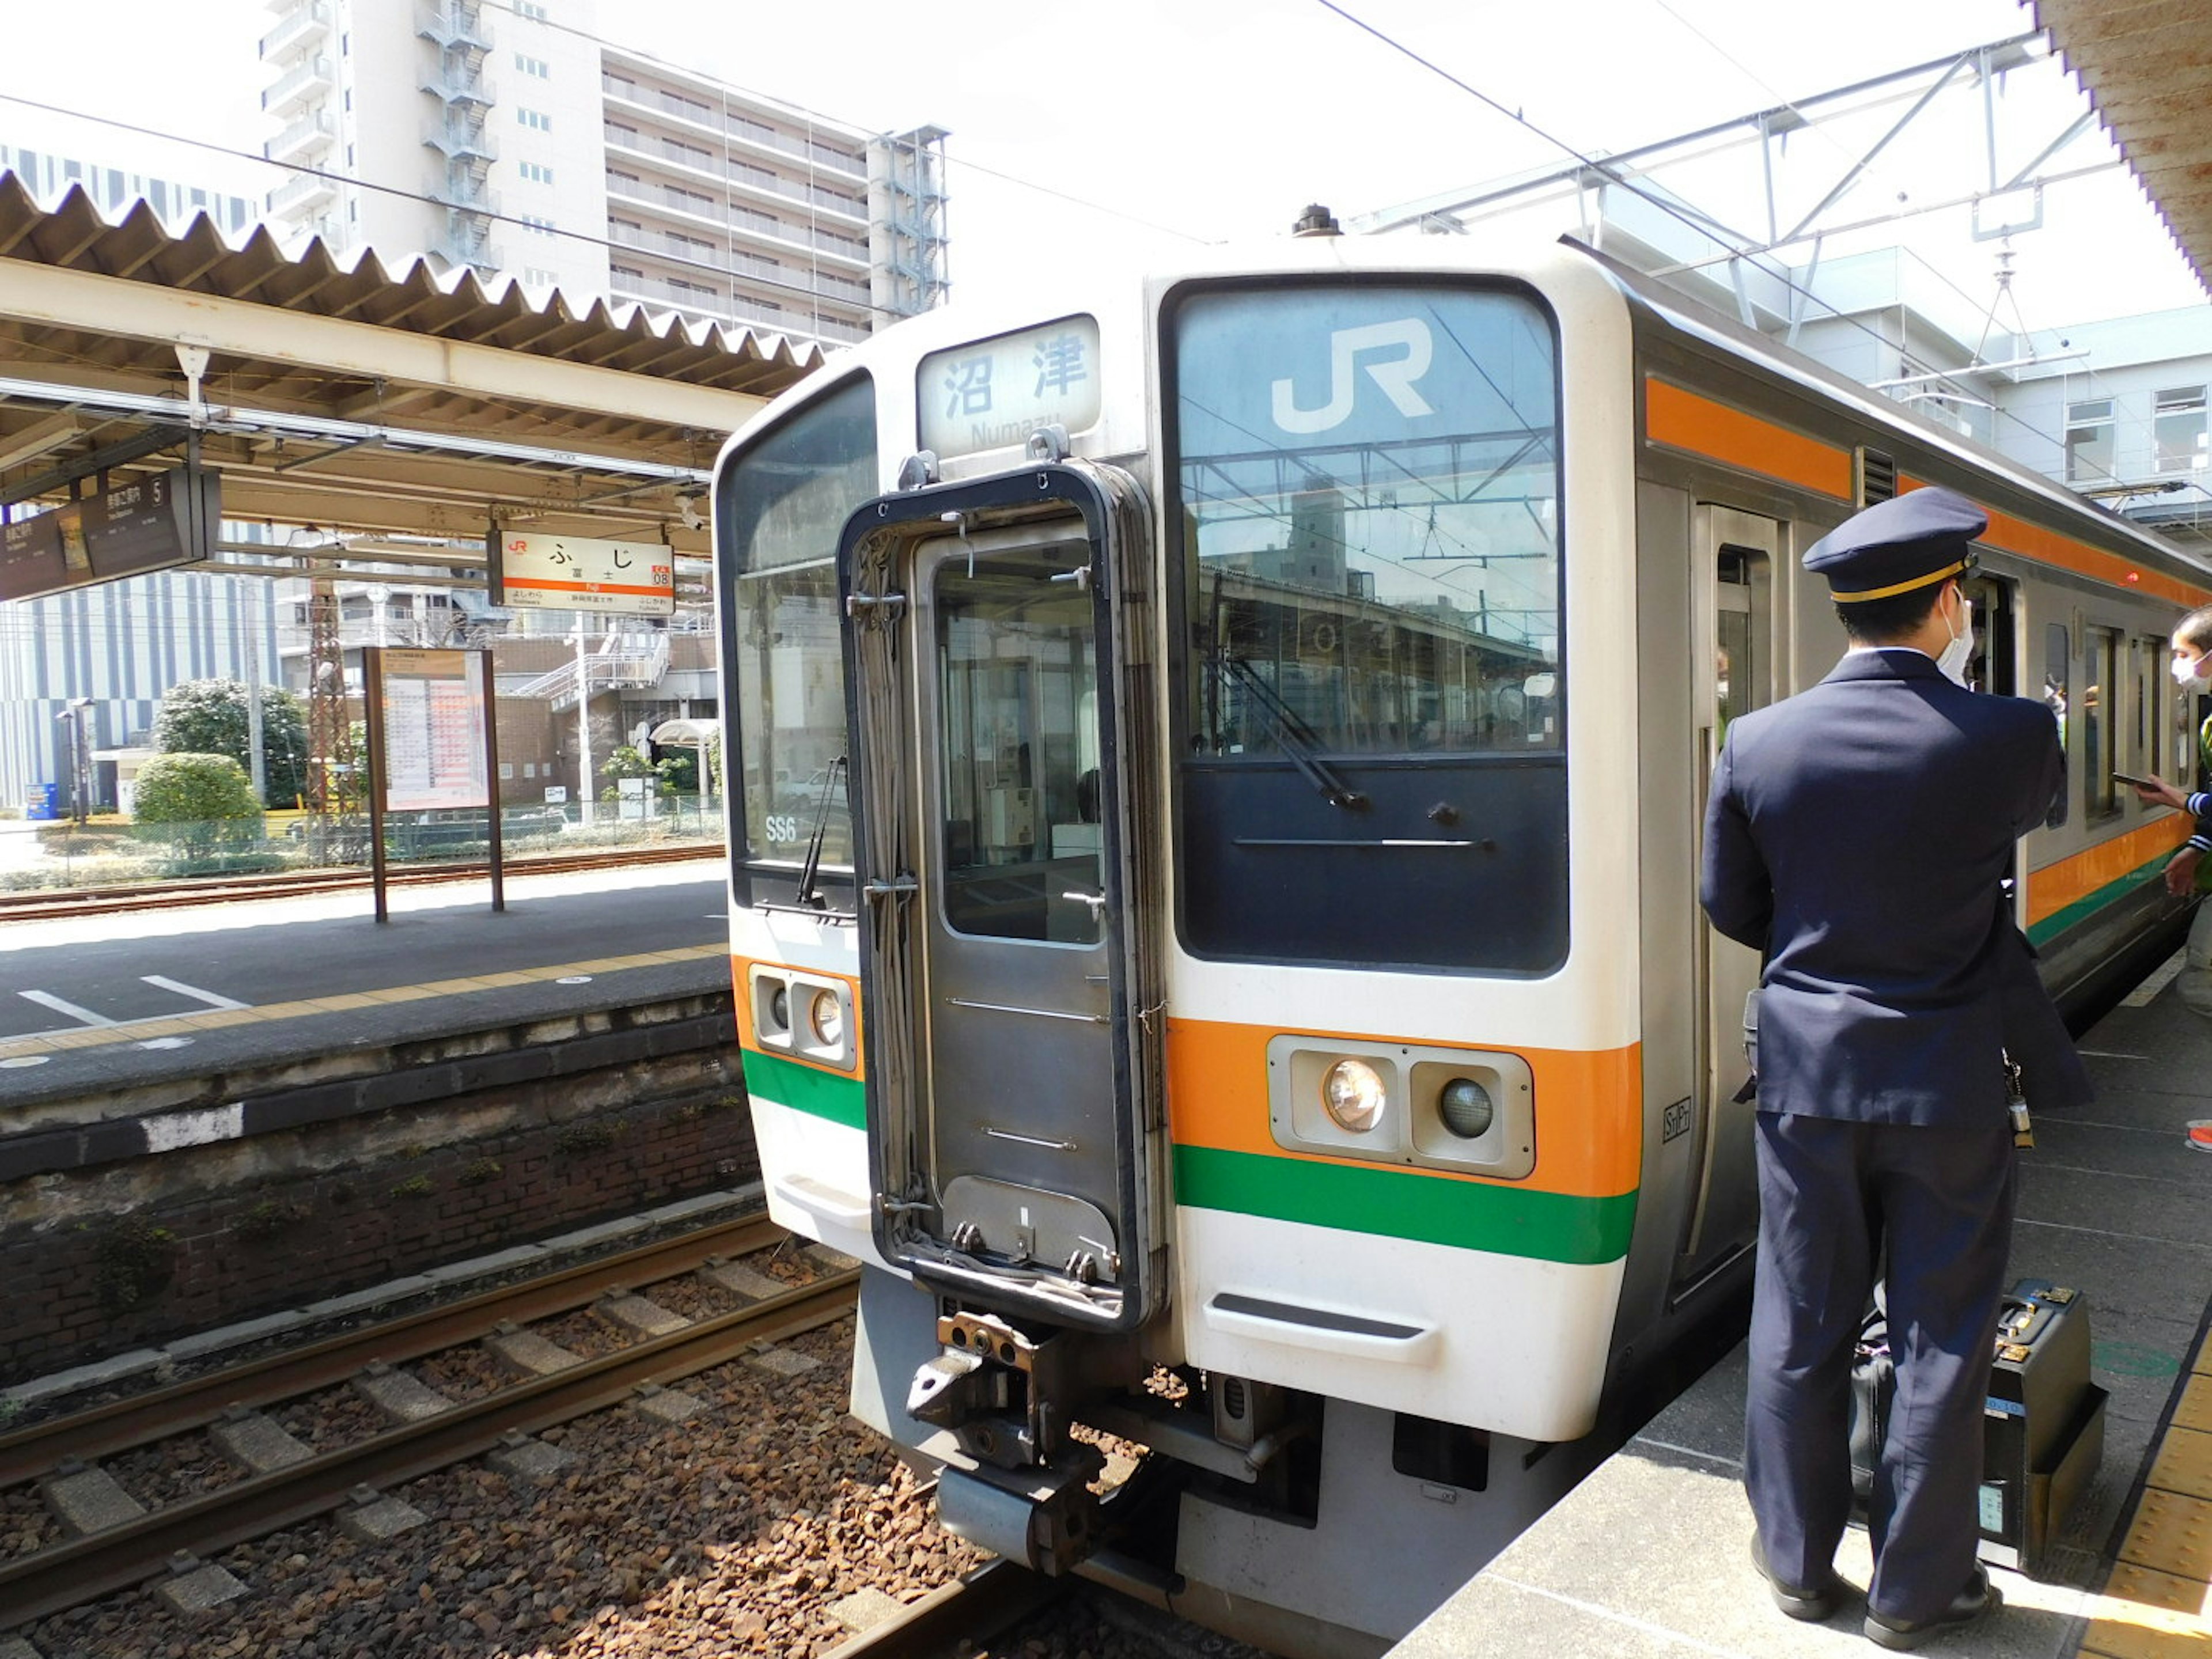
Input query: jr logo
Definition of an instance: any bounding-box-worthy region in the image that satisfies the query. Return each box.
[1270,319,1437,435]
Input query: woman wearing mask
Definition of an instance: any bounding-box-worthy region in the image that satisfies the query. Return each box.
[2128,604,2212,1015]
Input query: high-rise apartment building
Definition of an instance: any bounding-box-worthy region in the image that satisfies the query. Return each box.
[256,0,948,343]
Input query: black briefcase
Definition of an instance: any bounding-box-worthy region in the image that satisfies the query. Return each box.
[1849,1278,2107,1578]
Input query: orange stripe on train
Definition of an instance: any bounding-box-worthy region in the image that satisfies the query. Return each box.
[1642,377,1855,501]
[1166,1017,1642,1200]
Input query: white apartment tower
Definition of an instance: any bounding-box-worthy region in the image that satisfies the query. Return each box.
[257,0,948,343]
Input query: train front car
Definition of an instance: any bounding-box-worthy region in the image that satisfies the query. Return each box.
[714,238,1695,1659]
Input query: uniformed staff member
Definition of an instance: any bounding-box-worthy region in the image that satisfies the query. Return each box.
[2126,604,2212,1018]
[1700,486,2090,1650]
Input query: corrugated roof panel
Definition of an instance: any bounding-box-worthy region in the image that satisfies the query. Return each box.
[2034,0,2212,298]
[0,173,832,389]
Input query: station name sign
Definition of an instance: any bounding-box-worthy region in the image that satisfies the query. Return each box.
[0,464,221,603]
[490,532,675,618]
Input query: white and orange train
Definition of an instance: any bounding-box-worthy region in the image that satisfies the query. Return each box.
[711,230,2207,1656]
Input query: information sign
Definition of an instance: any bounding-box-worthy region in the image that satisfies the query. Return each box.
[0,464,218,602]
[491,532,675,617]
[377,648,490,812]
[919,314,1102,461]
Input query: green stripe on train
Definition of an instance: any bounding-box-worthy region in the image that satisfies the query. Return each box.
[1172,1143,1637,1266]
[2028,848,2177,948]
[740,1047,866,1130]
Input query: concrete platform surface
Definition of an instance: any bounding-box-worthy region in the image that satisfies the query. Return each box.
[1395,958,2212,1659]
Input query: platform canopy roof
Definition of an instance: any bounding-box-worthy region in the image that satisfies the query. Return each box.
[2033,0,2212,299]
[0,177,830,561]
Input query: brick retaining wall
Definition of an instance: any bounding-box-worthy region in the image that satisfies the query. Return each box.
[0,998,755,1385]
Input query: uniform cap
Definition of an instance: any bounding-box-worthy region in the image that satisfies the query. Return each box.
[1802,486,1987,603]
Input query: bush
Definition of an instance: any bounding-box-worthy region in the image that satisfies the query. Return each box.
[132,753,263,854]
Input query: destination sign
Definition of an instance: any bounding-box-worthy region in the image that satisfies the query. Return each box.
[491,532,675,618]
[0,464,219,603]
[919,314,1102,461]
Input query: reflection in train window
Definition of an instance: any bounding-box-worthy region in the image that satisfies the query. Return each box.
[934,547,1103,945]
[1172,283,1562,760]
[2085,626,2119,820]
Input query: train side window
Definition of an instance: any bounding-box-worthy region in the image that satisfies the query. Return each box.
[2141,641,2158,787]
[2084,626,2120,820]
[2042,624,2069,829]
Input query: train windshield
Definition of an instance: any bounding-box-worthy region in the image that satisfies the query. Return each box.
[717,375,877,899]
[1168,282,1568,972]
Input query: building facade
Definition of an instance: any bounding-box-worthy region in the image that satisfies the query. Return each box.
[257,0,948,343]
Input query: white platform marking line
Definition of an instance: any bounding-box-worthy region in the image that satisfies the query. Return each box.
[2122,948,2187,1006]
[140,975,253,1012]
[1630,1435,1743,1471]
[17,990,115,1027]
[1484,1576,1760,1658]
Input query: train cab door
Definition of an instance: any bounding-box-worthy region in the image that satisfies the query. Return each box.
[1681,506,1779,1283]
[839,461,1165,1335]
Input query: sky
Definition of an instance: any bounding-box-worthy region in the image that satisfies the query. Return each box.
[0,0,2203,336]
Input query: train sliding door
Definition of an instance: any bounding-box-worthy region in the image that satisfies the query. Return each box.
[1680,506,1778,1283]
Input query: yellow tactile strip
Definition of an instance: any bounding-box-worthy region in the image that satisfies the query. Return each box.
[0,943,729,1064]
[2079,1347,2212,1657]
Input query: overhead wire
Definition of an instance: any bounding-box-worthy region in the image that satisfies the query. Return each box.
[1314,0,2142,482]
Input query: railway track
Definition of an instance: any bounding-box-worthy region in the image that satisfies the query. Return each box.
[823,1560,1065,1659]
[0,1210,856,1631]
[0,840,719,923]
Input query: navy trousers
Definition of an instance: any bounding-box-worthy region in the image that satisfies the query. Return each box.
[1744,1110,2016,1626]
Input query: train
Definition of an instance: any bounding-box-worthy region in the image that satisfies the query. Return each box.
[710,224,2209,1656]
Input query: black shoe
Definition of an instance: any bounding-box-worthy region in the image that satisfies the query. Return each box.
[1863,1568,2001,1650]
[1750,1535,1842,1622]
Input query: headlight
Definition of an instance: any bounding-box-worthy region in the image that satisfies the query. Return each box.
[767,984,790,1034]
[1321,1058,1387,1133]
[808,987,844,1047]
[1439,1077,1495,1139]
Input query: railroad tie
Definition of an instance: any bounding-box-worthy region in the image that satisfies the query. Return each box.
[350,1362,456,1423]
[628,1381,707,1425]
[38,1459,146,1537]
[482,1321,584,1379]
[805,1244,860,1274]
[336,1484,429,1544]
[209,1406,313,1475]
[486,1429,575,1487]
[697,1256,785,1303]
[153,1551,249,1626]
[593,1289,691,1339]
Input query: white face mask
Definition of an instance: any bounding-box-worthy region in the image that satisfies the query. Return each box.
[1937,592,1974,687]
[2174,652,2210,688]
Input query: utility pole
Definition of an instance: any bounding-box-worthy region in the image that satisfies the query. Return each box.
[237,575,266,805]
[573,619,596,826]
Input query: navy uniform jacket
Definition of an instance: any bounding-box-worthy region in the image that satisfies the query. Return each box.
[1702,649,2090,1124]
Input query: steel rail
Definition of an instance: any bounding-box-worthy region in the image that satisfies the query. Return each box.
[0,842,719,922]
[0,1268,858,1631]
[0,1210,784,1487]
[820,1560,1063,1659]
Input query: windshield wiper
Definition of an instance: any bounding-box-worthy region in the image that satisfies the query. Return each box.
[793,755,848,910]
[1218,657,1367,810]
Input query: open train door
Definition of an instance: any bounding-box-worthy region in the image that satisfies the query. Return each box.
[838,460,1168,1335]
[1680,505,1780,1284]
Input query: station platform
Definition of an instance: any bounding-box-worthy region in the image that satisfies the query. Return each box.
[1394,955,2212,1659]
[0,862,734,1111]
